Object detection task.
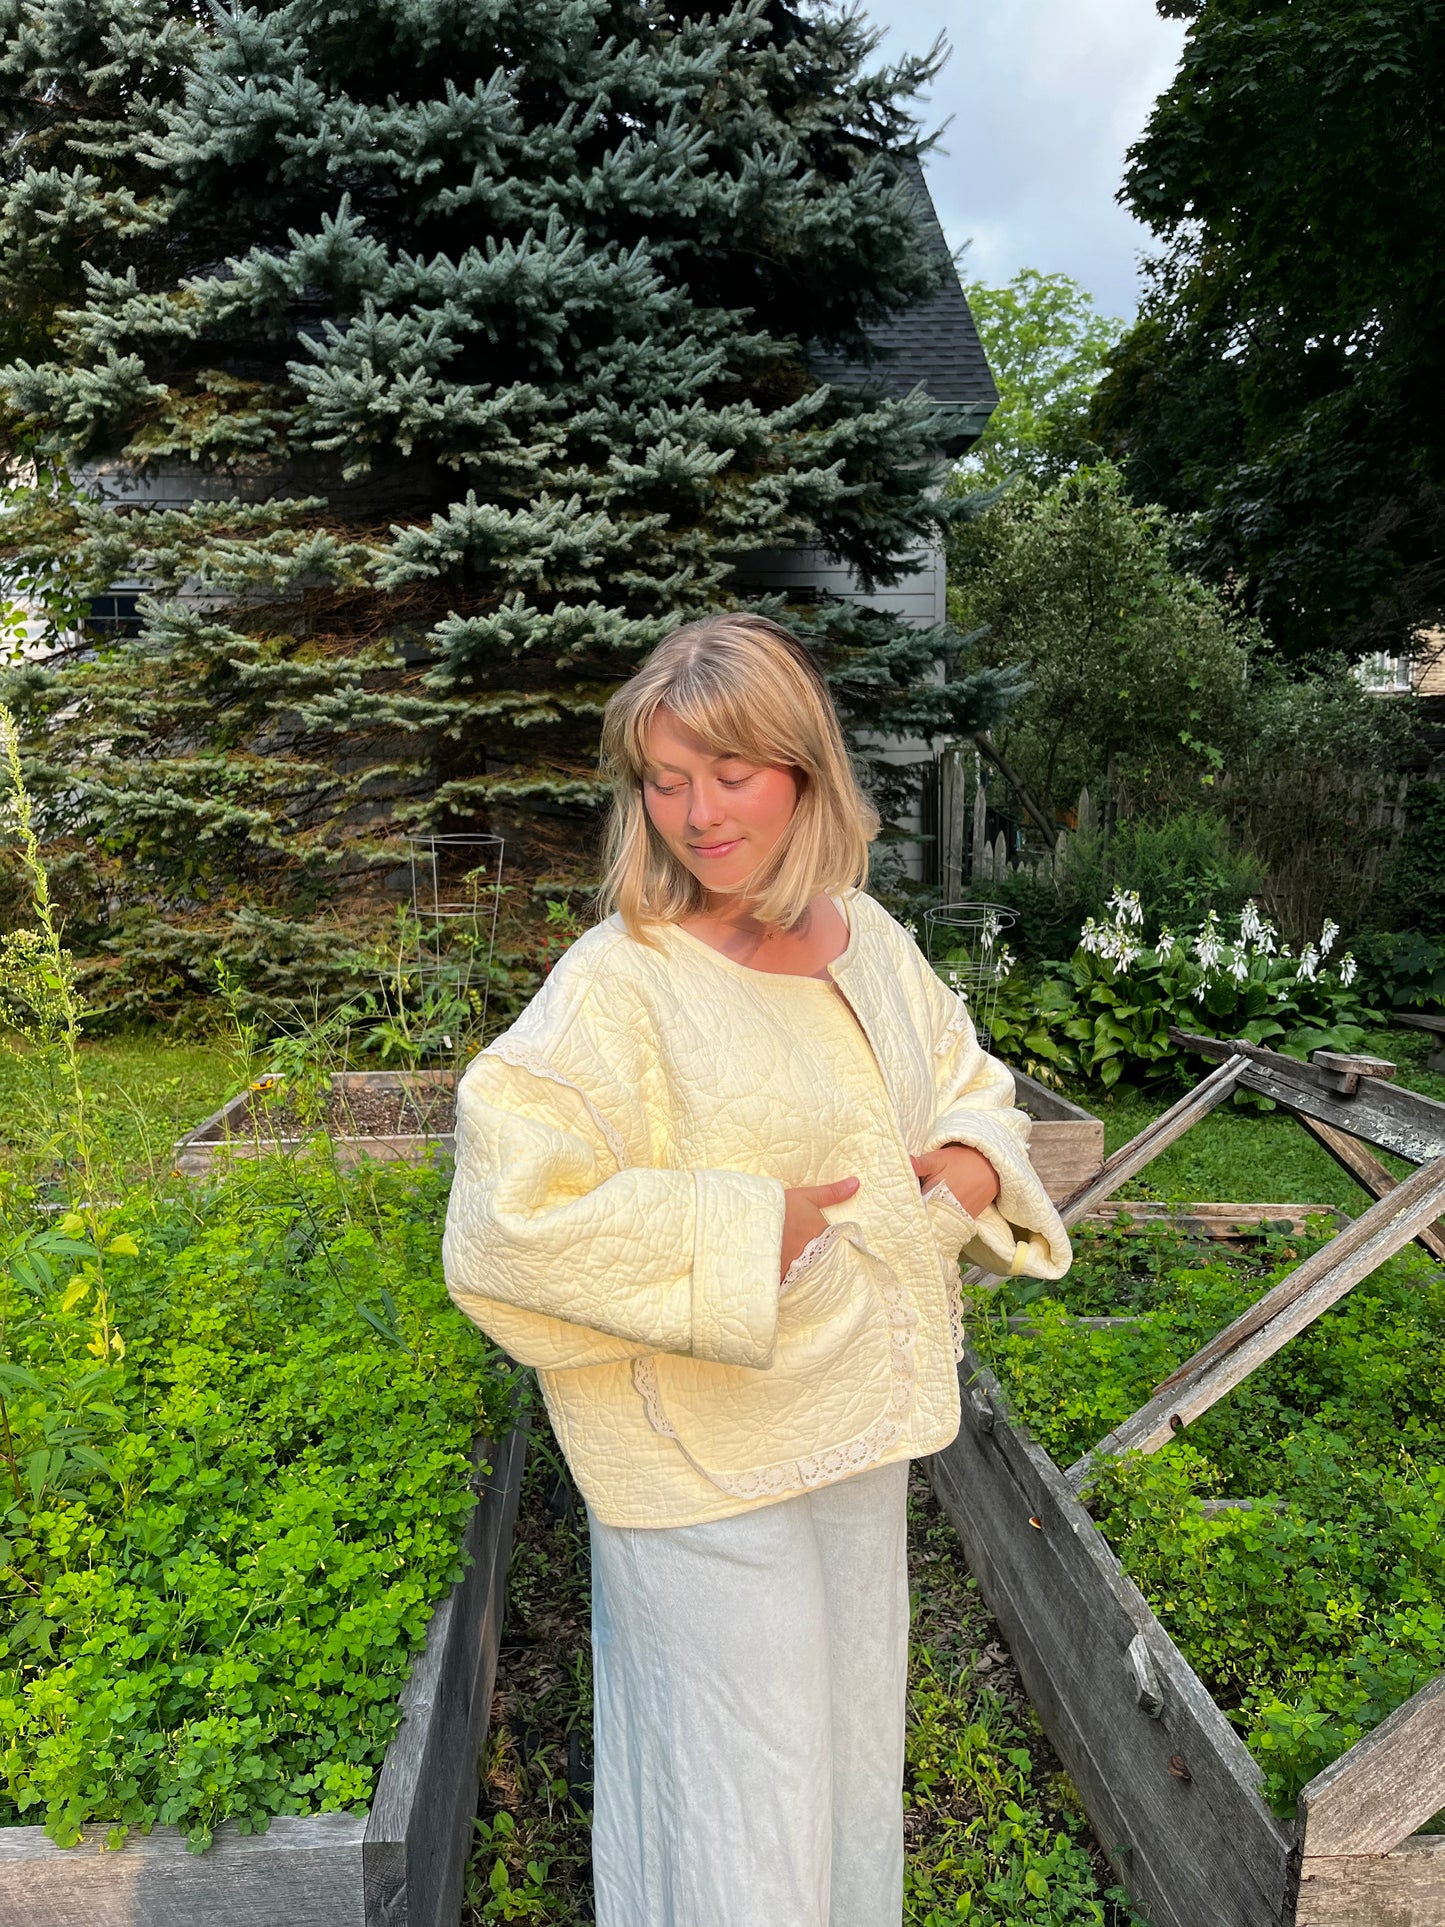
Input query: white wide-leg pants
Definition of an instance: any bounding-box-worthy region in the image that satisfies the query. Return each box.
[588,1456,911,1927]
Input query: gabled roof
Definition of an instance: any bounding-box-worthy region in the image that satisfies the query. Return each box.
[808,160,998,456]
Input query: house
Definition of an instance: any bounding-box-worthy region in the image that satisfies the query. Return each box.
[1358,631,1445,699]
[729,159,999,882]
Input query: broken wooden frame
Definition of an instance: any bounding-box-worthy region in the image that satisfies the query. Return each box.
[937,1033,1445,1927]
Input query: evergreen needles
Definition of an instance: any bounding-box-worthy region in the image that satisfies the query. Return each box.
[0,1,1010,1010]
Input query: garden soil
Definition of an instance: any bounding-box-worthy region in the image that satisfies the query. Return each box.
[464,1412,1138,1924]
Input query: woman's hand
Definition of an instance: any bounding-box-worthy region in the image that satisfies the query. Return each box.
[779,1176,859,1280]
[910,1144,1000,1217]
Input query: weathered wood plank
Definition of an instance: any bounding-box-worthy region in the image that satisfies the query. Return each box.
[1171,1032,1445,1166]
[1296,1835,1445,1927]
[1004,1314,1145,1333]
[0,1816,368,1927]
[930,1357,1294,1927]
[1297,1115,1445,1263]
[1309,1051,1397,1095]
[1080,1201,1342,1241]
[1069,1159,1445,1483]
[1011,1068,1100,1126]
[1297,1673,1445,1857]
[1055,1054,1250,1225]
[1026,1120,1107,1202]
[364,1424,527,1927]
[1152,1155,1445,1397]
[1198,1498,1287,1519]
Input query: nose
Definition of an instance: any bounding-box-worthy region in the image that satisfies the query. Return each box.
[686,779,727,832]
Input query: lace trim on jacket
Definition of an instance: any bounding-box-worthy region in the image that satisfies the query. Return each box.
[778,1223,845,1298]
[485,1037,630,1169]
[922,1178,971,1363]
[631,1234,918,1501]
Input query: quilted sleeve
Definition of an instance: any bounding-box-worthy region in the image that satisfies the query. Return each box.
[442,1053,785,1372]
[917,963,1071,1282]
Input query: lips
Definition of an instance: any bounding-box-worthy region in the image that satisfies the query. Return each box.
[689,837,743,858]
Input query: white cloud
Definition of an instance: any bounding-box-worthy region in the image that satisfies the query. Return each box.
[867,0,1188,319]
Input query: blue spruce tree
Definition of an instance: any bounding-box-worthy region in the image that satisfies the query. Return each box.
[0,0,1008,1009]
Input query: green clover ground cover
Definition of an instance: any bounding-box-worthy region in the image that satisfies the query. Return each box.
[0,1154,514,1851]
[975,1219,1445,1813]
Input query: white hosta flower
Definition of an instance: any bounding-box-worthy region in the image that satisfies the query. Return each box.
[1226,945,1250,984]
[1193,910,1224,973]
[1108,887,1144,927]
[1080,917,1103,955]
[1319,917,1340,959]
[1113,937,1143,971]
[903,919,919,938]
[981,910,1003,948]
[1240,899,1278,956]
[1339,952,1359,987]
[1154,926,1179,964]
[1297,943,1320,983]
[994,946,1017,978]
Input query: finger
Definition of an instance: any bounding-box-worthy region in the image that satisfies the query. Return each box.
[802,1176,859,1205]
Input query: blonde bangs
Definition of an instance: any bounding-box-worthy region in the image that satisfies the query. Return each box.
[597,615,879,942]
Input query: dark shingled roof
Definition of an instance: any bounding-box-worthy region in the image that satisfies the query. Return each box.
[808,160,998,455]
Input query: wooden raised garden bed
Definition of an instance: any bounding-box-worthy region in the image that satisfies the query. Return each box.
[1012,1068,1105,1203]
[933,1036,1445,1927]
[174,1069,457,1178]
[173,1065,1101,1200]
[0,1426,527,1927]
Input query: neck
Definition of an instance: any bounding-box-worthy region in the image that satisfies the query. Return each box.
[696,892,815,941]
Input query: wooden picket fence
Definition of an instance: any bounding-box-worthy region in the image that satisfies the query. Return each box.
[931,745,1416,935]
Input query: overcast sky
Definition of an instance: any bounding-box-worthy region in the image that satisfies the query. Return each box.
[867,1,1188,323]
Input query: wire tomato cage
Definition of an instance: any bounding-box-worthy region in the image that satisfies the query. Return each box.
[405,833,506,1061]
[922,902,1017,1050]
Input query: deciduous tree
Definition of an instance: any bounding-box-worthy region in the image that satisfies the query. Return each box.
[1094,0,1445,660]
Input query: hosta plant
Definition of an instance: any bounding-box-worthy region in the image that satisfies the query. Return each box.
[985,894,1379,1089]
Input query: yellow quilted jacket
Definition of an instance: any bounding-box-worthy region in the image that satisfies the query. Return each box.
[442,889,1071,1527]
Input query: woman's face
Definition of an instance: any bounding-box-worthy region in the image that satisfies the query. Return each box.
[641,706,801,903]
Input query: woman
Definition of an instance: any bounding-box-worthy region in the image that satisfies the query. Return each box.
[442,614,1070,1927]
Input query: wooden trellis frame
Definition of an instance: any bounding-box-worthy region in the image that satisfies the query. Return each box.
[933,1034,1445,1927]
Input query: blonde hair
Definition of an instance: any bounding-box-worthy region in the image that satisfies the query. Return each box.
[597,614,879,941]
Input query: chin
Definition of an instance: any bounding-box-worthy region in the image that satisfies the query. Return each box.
[686,859,753,894]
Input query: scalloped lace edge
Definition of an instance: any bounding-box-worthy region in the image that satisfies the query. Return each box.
[485,1037,629,1169]
[922,1179,972,1363]
[631,1237,919,1501]
[778,1222,844,1299]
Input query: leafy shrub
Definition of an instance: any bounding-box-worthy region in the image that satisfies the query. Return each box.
[1375,782,1445,942]
[0,1158,516,1850]
[974,1222,1445,1812]
[1351,929,1445,1013]
[986,894,1377,1088]
[986,813,1267,964]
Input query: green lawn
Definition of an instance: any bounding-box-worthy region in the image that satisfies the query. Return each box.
[1089,1025,1443,1215]
[0,1032,236,1182]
